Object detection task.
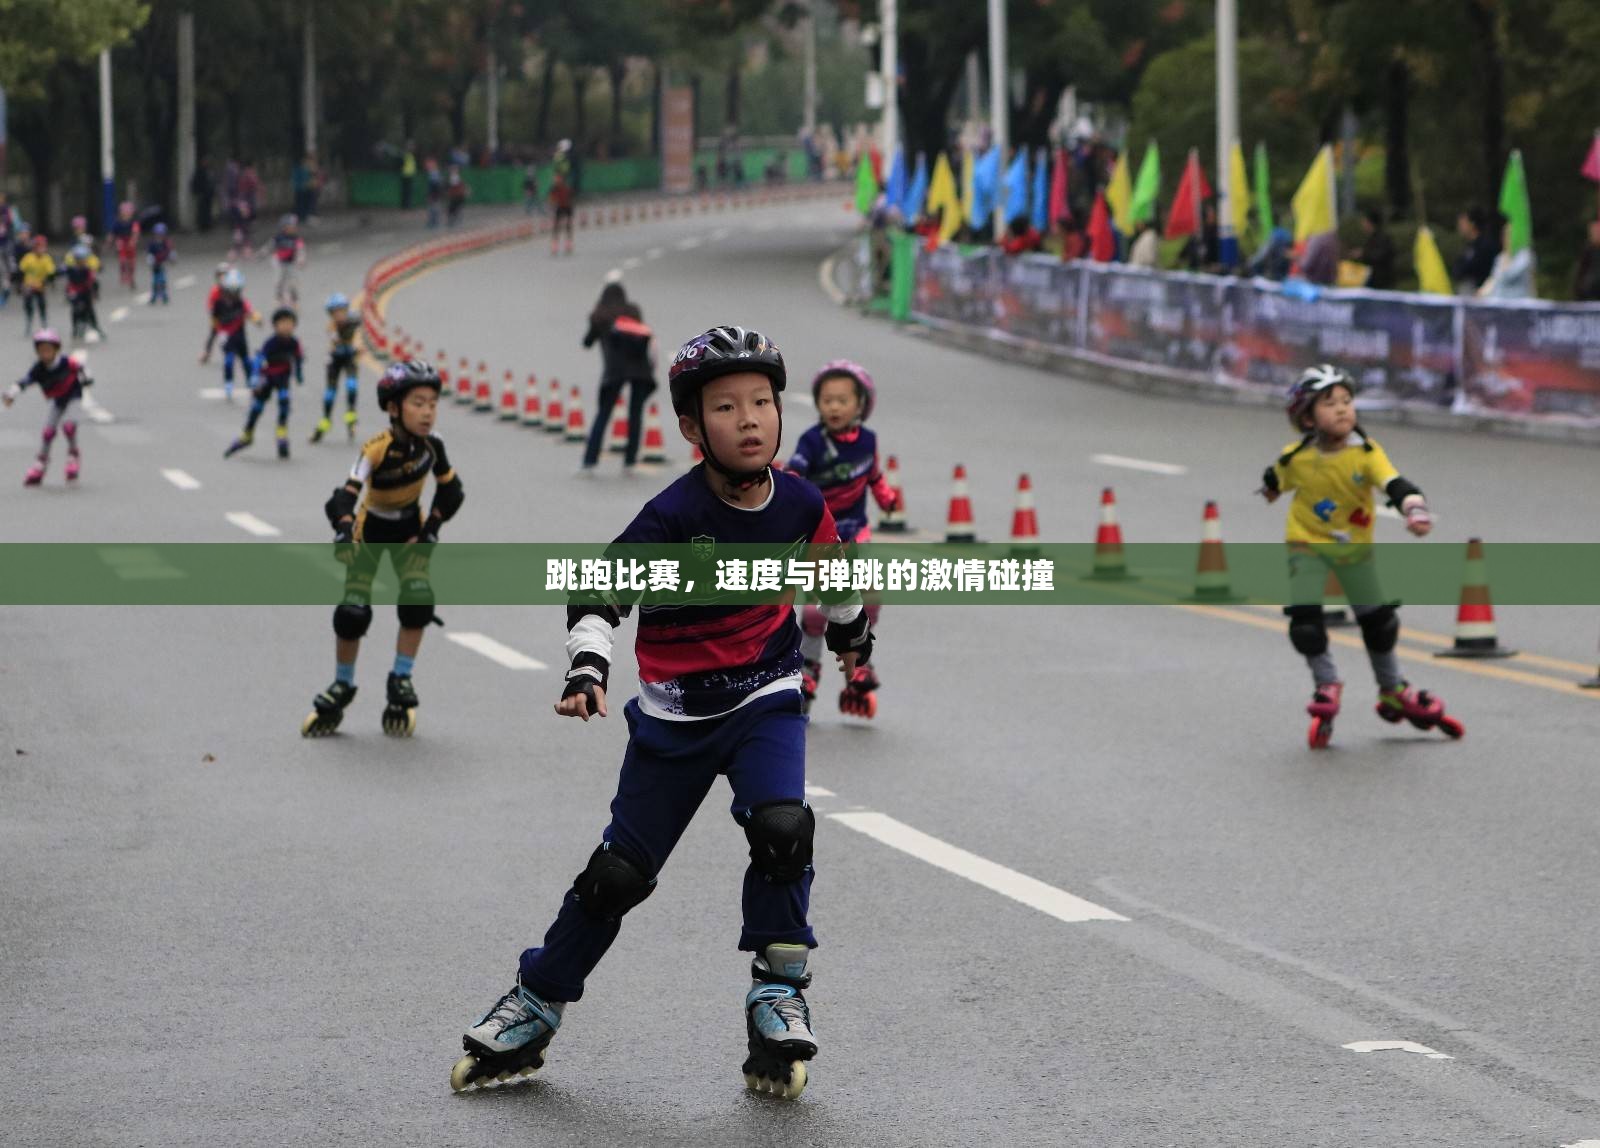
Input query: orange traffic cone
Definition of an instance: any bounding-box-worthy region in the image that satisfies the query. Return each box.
[521,374,543,427]
[1089,487,1134,580]
[878,455,907,533]
[564,385,587,442]
[545,378,564,433]
[606,407,630,454]
[474,362,493,412]
[1185,501,1238,601]
[1435,538,1516,658]
[945,464,977,543]
[499,370,520,420]
[641,403,668,464]
[1009,474,1040,553]
[455,357,473,404]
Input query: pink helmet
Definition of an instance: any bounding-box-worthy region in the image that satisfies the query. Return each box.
[810,359,876,423]
[71,215,87,231]
[32,328,62,347]
[118,201,134,216]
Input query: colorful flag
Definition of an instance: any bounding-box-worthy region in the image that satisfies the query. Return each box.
[884,147,907,217]
[960,148,976,231]
[971,145,1002,227]
[1031,149,1050,233]
[928,152,963,243]
[1128,140,1162,225]
[1164,148,1213,240]
[1498,148,1532,255]
[1413,225,1452,294]
[903,152,929,220]
[1087,190,1116,261]
[1253,142,1274,242]
[1106,151,1132,232]
[1582,132,1600,183]
[1228,140,1250,241]
[1049,148,1072,228]
[1291,145,1336,243]
[854,152,879,216]
[1003,149,1030,224]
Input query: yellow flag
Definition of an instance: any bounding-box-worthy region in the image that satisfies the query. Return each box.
[927,153,963,243]
[1413,225,1452,294]
[1229,140,1251,241]
[1106,153,1132,232]
[959,149,977,233]
[1291,145,1336,243]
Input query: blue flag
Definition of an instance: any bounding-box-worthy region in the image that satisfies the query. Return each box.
[1031,148,1050,233]
[903,152,929,220]
[884,147,907,219]
[1003,150,1030,225]
[971,145,1002,226]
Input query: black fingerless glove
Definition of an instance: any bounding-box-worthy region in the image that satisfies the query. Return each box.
[825,609,874,665]
[561,651,610,708]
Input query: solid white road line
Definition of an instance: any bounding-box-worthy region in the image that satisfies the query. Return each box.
[224,511,282,537]
[1090,453,1189,476]
[110,307,130,323]
[161,468,202,491]
[444,631,548,670]
[829,811,1128,924]
[174,274,197,289]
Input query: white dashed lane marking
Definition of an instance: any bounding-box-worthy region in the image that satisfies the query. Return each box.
[110,307,130,323]
[444,632,548,670]
[162,468,202,491]
[224,512,281,537]
[1090,453,1188,476]
[174,274,197,289]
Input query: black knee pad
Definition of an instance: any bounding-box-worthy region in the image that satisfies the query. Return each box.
[1357,605,1399,654]
[572,842,655,922]
[742,801,815,883]
[333,603,373,640]
[396,602,436,629]
[1286,606,1328,657]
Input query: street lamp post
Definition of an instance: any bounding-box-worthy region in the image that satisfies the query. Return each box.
[99,50,115,232]
[987,0,1008,234]
[1216,0,1239,267]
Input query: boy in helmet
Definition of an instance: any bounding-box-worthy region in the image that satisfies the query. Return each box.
[311,293,363,443]
[302,358,464,738]
[272,215,306,306]
[62,243,107,343]
[210,267,262,401]
[199,262,232,364]
[450,325,873,1102]
[1261,363,1462,748]
[786,359,902,718]
[224,306,303,459]
[146,223,176,305]
[3,329,91,485]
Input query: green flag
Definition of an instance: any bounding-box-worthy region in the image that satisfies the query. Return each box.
[1128,140,1161,225]
[1253,141,1273,242]
[855,153,880,215]
[1498,149,1532,255]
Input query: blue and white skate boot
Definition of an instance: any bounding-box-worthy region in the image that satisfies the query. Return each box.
[742,943,816,1100]
[450,983,564,1092]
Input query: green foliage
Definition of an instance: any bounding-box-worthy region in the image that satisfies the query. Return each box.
[0,0,148,99]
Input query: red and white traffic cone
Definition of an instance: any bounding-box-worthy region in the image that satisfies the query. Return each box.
[641,403,668,464]
[455,357,473,404]
[1435,538,1516,658]
[564,385,587,442]
[474,362,493,412]
[498,370,519,420]
[521,374,543,427]
[1009,473,1040,553]
[544,378,564,433]
[607,407,630,454]
[1089,487,1134,580]
[945,464,976,543]
[1185,500,1238,601]
[878,455,907,533]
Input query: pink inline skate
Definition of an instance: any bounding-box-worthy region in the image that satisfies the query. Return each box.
[1376,682,1464,740]
[23,458,45,486]
[839,665,880,719]
[1307,682,1343,749]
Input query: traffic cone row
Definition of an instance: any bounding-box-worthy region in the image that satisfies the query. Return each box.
[522,375,542,427]
[1436,538,1516,659]
[878,456,907,533]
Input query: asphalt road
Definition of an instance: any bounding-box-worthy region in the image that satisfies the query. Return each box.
[4,193,1600,1148]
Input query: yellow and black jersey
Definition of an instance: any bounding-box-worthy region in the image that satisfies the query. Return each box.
[350,429,455,521]
[1270,433,1400,545]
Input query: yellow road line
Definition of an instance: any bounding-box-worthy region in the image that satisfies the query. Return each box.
[1177,602,1600,699]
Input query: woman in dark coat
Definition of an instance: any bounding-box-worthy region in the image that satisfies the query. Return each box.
[581,279,657,470]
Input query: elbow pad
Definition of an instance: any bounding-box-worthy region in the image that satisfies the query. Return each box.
[430,474,465,522]
[1261,467,1280,494]
[566,603,628,630]
[825,609,874,663]
[325,485,358,529]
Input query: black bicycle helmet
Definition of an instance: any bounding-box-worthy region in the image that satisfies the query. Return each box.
[668,325,787,487]
[376,357,442,414]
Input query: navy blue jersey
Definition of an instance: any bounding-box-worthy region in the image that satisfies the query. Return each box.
[257,333,303,383]
[147,239,173,267]
[786,424,894,544]
[611,467,842,720]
